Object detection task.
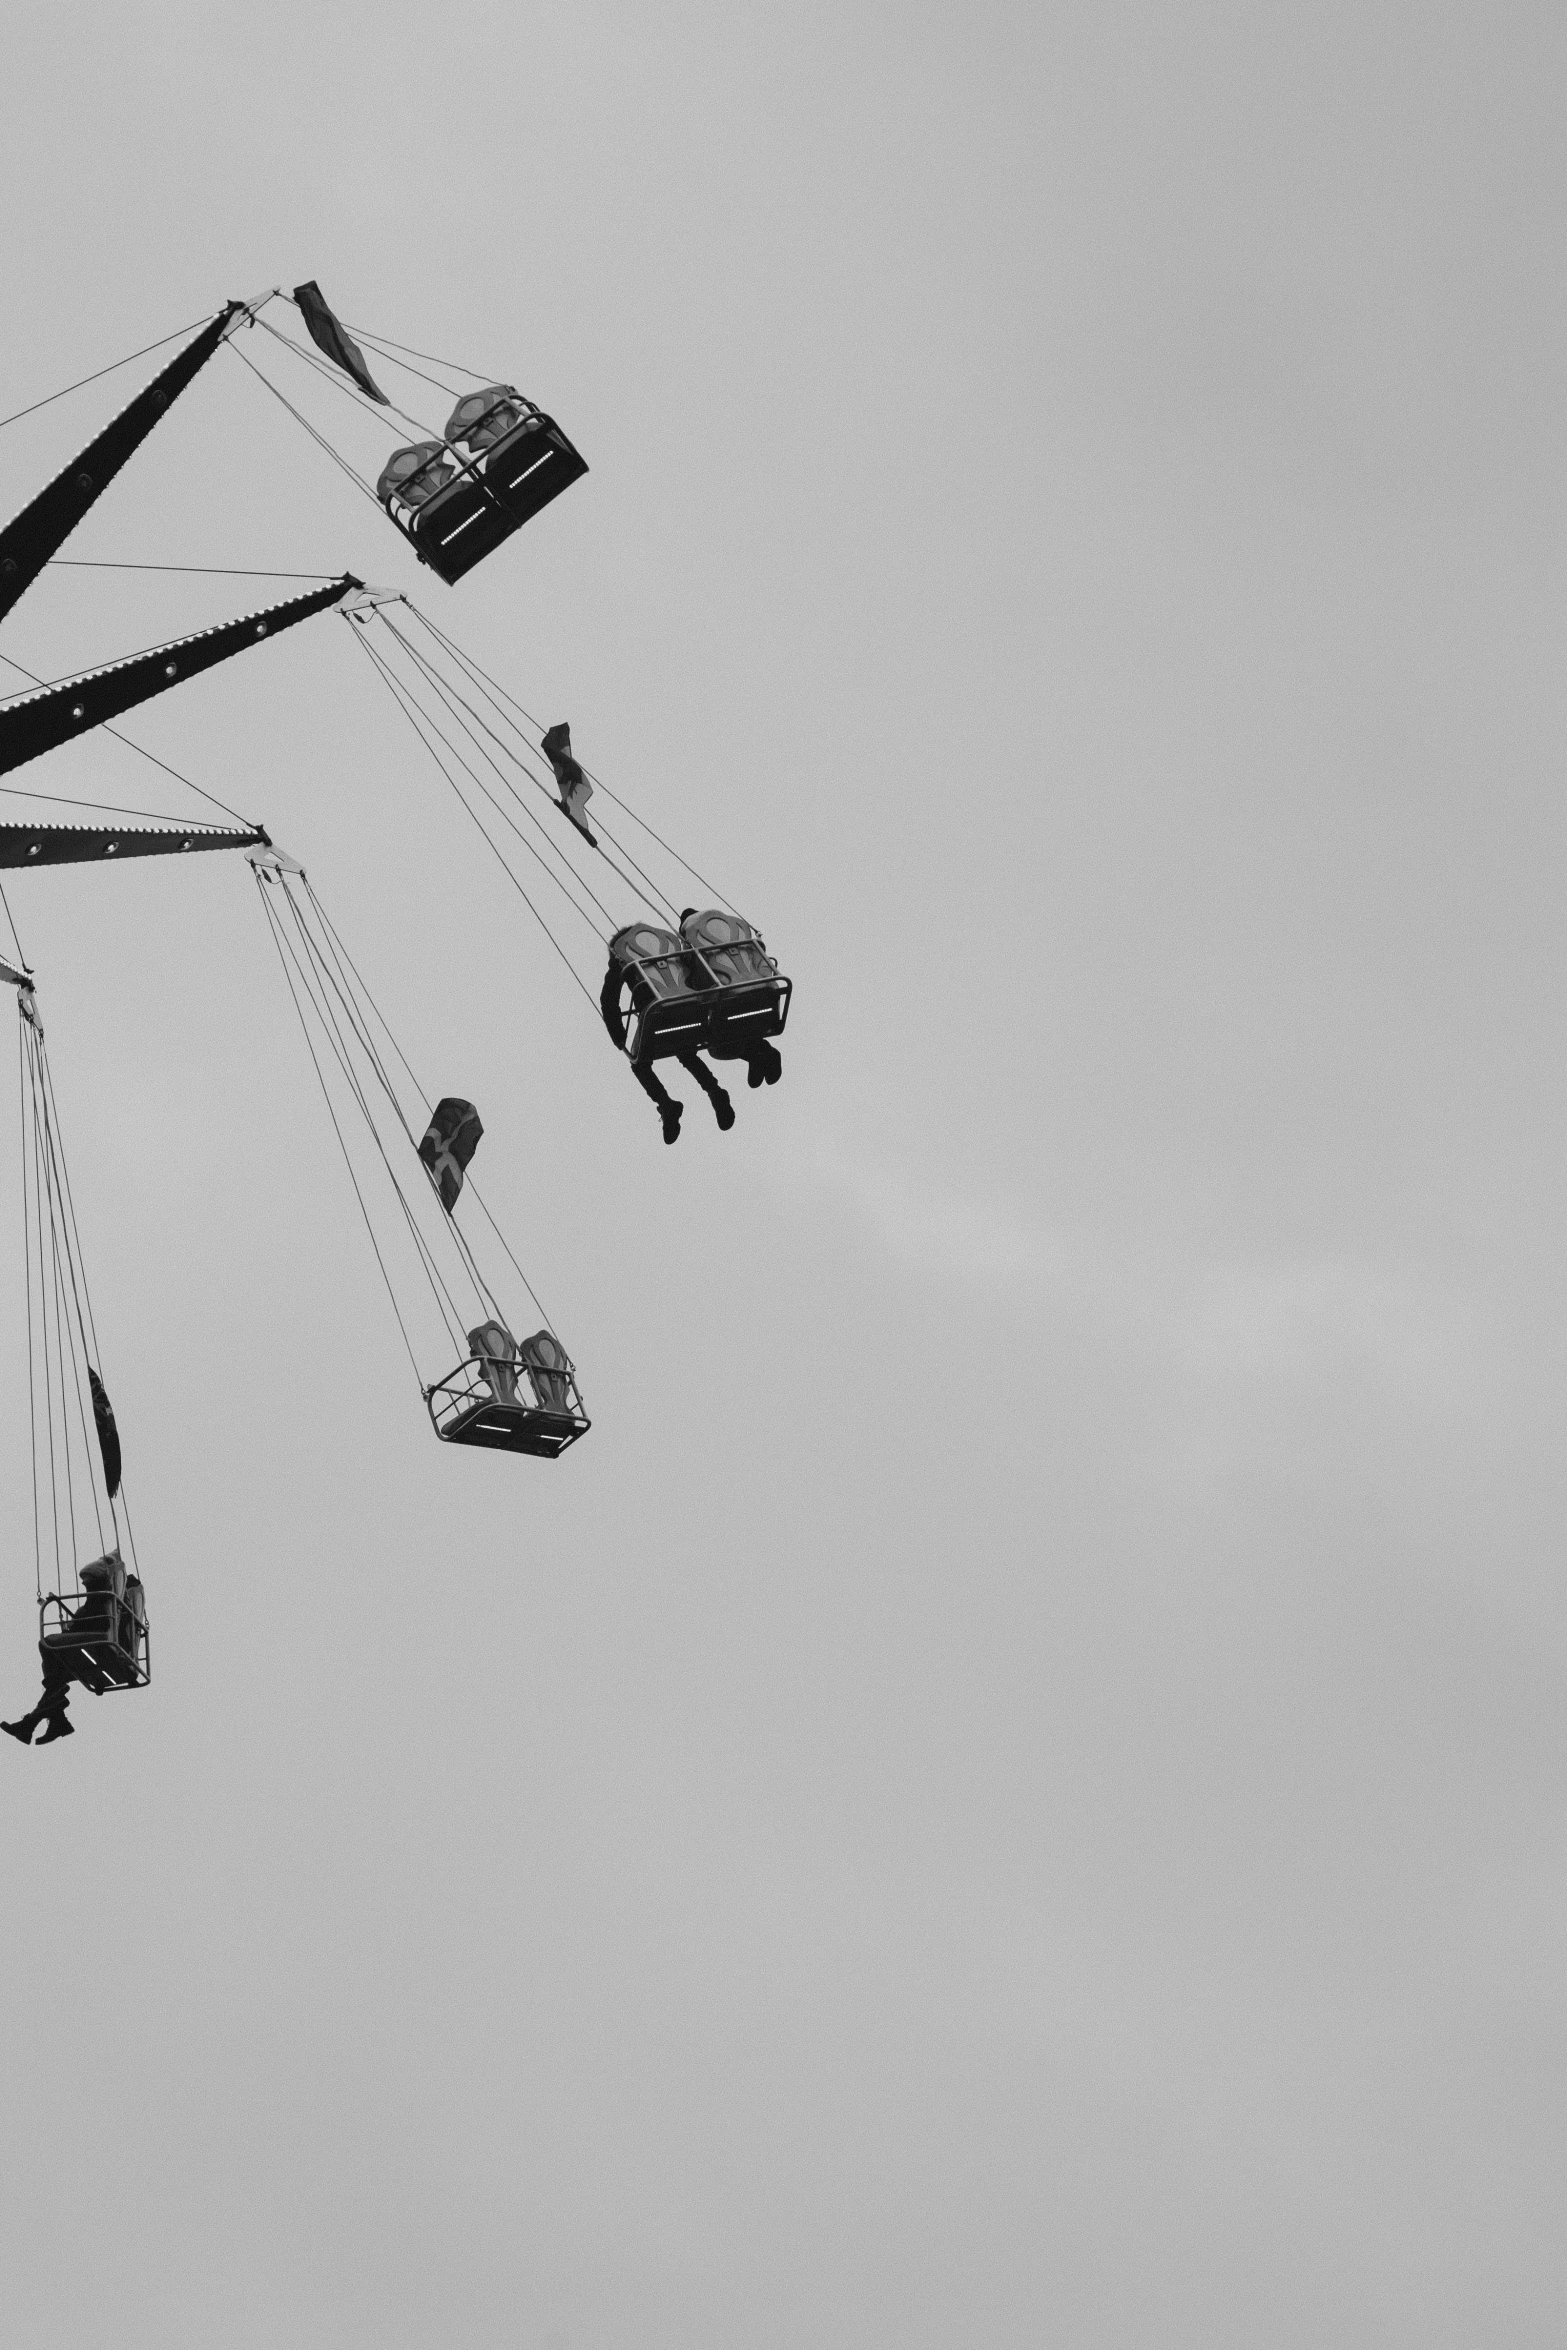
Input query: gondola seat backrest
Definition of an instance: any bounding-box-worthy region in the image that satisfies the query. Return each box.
[519,1331,573,1415]
[446,385,538,459]
[608,923,690,1006]
[467,1320,520,1407]
[123,1574,147,1671]
[680,908,771,990]
[377,440,458,513]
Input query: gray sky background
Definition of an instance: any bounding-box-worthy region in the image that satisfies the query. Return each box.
[1,4,1564,2343]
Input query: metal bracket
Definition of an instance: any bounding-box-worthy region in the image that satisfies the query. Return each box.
[221,290,286,339]
[247,843,305,877]
[337,585,406,621]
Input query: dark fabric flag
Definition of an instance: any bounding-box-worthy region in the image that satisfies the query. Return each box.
[292,282,388,404]
[419,1097,484,1211]
[541,721,598,845]
[89,1367,121,1501]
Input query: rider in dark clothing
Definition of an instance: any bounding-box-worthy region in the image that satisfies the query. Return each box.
[2,1556,119,1747]
[678,910,783,1094]
[600,957,734,1144]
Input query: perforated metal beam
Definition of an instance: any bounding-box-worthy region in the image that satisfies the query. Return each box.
[0,306,243,630]
[0,575,359,778]
[0,820,268,869]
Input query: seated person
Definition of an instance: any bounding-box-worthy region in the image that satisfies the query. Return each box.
[678,908,782,1090]
[600,929,734,1145]
[2,1553,124,1747]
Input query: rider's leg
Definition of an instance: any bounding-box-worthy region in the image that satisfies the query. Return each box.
[677,1052,735,1129]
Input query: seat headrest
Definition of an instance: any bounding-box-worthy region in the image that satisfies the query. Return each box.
[445,385,524,441]
[609,923,681,965]
[681,908,755,948]
[375,441,454,504]
[519,1330,569,1371]
[467,1320,515,1361]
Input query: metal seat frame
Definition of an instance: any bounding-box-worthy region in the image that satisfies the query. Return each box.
[39,1583,150,1692]
[426,1353,590,1459]
[619,938,792,1069]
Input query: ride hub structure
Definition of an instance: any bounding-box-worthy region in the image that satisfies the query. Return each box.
[0,278,792,1749]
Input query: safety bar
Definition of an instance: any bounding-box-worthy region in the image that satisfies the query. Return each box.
[616,935,779,1001]
[39,1588,150,1690]
[425,1350,588,1426]
[382,409,549,525]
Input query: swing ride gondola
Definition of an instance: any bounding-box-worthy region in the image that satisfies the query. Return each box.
[0,286,587,607]
[3,953,148,1743]
[280,284,589,584]
[331,591,793,1127]
[0,275,790,1741]
[605,915,792,1070]
[247,842,590,1462]
[376,390,589,586]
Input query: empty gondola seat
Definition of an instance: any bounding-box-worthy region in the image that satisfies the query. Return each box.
[426,1329,589,1458]
[376,440,457,519]
[468,1319,521,1405]
[445,385,540,458]
[520,1330,571,1413]
[446,385,585,526]
[380,395,588,585]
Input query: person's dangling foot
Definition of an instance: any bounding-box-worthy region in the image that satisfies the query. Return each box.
[2,1714,37,1746]
[660,1100,684,1146]
[35,1709,73,1745]
[760,1042,783,1085]
[712,1089,736,1132]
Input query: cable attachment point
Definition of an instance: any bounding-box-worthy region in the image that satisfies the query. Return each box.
[247,843,305,878]
[338,585,407,621]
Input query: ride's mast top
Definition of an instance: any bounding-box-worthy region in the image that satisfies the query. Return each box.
[0,297,269,632]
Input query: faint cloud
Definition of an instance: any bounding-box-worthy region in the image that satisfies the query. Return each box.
[789,1140,1067,1290]
[779,1135,1473,1421]
[1175,1258,1466,1401]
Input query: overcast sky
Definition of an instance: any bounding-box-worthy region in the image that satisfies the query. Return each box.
[2,4,1565,2344]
